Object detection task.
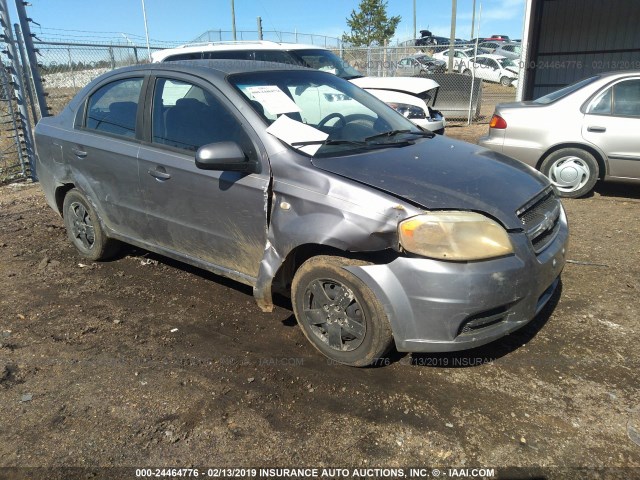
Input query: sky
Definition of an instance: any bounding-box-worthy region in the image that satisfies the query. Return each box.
[10,0,526,46]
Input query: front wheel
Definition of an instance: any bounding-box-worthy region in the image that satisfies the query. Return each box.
[291,256,394,367]
[462,69,471,76]
[500,76,513,86]
[540,148,599,198]
[62,189,119,260]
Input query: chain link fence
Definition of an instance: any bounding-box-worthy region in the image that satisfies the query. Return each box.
[1,31,518,183]
[0,63,28,182]
[339,45,517,123]
[37,40,517,123]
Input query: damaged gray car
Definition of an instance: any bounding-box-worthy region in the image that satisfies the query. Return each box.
[34,61,568,366]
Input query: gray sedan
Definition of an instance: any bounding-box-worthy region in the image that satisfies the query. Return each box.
[35,61,567,366]
[480,71,640,197]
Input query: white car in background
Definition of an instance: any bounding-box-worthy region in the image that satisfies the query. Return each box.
[433,48,473,72]
[464,54,519,86]
[152,41,446,133]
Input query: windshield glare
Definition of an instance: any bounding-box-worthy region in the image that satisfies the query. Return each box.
[290,49,363,80]
[229,70,422,156]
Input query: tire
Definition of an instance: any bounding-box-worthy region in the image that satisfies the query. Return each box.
[62,189,119,260]
[463,69,471,76]
[291,255,394,367]
[500,76,512,86]
[540,148,599,198]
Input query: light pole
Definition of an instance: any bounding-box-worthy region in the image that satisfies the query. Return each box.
[413,0,416,40]
[141,0,152,61]
[448,0,457,72]
[471,0,476,39]
[231,0,237,41]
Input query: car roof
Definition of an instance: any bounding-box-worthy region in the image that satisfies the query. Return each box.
[95,59,316,80]
[152,40,325,62]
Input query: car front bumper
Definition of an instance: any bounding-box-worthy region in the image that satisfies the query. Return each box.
[345,211,568,352]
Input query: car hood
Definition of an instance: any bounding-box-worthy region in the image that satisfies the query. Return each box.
[350,76,440,95]
[310,137,550,229]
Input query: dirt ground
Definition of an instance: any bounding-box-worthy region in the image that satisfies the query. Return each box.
[1,127,639,479]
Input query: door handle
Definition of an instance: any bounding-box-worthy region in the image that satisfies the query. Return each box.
[71,147,87,158]
[587,126,606,133]
[148,167,171,181]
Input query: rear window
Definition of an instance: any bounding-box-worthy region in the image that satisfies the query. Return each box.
[534,76,599,104]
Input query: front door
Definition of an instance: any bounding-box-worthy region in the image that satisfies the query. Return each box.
[137,75,270,279]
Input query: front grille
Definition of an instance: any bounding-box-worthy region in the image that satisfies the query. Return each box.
[517,188,562,254]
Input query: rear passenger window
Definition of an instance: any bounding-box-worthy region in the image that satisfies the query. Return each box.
[85,78,143,138]
[151,77,255,157]
[613,80,640,117]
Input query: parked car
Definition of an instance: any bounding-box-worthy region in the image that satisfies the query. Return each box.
[494,42,522,60]
[395,54,446,76]
[415,30,451,47]
[464,54,519,86]
[487,35,511,42]
[432,48,471,72]
[432,47,491,72]
[478,41,503,53]
[35,61,568,366]
[480,71,640,197]
[152,41,446,134]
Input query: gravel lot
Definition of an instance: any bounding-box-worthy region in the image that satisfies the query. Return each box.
[0,127,639,479]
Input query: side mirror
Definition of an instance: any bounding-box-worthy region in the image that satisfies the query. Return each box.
[195,142,259,174]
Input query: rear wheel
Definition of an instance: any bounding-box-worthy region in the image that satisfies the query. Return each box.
[291,255,394,367]
[540,148,599,198]
[62,189,119,260]
[500,76,512,86]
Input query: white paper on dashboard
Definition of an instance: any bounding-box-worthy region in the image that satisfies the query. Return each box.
[245,85,301,115]
[266,115,328,156]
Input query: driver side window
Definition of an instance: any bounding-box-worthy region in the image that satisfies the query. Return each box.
[151,77,256,158]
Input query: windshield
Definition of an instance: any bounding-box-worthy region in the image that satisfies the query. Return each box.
[288,49,363,80]
[497,57,517,69]
[229,70,424,157]
[534,76,600,104]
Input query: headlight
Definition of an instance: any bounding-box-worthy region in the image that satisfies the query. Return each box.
[398,211,514,260]
[387,102,427,119]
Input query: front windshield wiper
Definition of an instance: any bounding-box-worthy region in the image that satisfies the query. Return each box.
[290,138,412,151]
[364,129,435,142]
[291,139,367,147]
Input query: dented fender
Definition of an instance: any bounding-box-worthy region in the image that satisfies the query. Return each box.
[252,150,422,311]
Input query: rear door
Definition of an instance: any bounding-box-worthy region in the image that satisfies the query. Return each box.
[70,75,148,239]
[137,73,270,279]
[582,77,640,179]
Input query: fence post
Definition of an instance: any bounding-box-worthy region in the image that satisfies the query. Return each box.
[109,46,115,69]
[133,46,139,64]
[13,0,49,119]
[67,46,76,89]
[13,23,37,125]
[0,0,36,180]
[0,58,27,177]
